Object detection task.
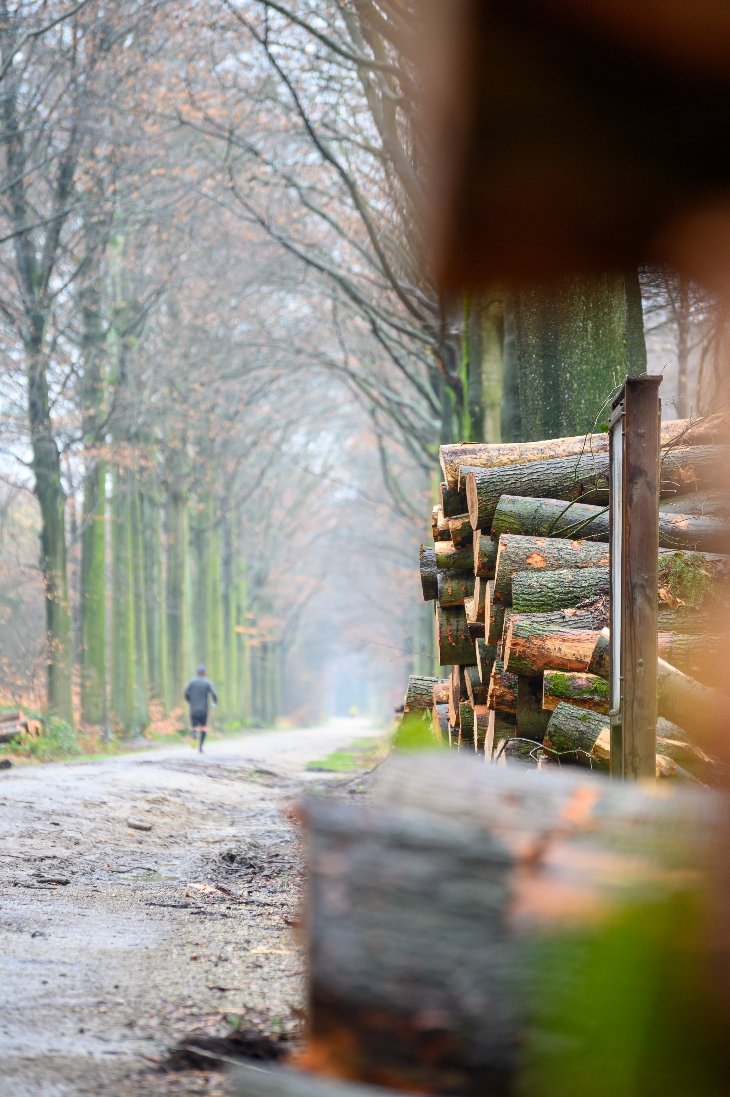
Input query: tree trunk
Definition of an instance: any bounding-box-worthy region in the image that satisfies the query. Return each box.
[28,352,73,721]
[512,273,647,442]
[542,670,610,714]
[165,482,190,709]
[504,605,608,677]
[494,534,609,605]
[141,491,168,708]
[80,460,106,724]
[656,658,729,756]
[474,704,491,753]
[110,470,135,732]
[512,568,610,613]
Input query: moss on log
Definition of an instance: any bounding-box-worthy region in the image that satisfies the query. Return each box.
[542,670,610,714]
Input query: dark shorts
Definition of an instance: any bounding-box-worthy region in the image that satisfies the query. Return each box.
[190,712,208,729]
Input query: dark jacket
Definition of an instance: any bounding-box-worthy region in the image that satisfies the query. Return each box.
[184,676,217,717]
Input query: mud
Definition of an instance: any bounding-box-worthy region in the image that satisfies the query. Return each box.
[0,721,379,1096]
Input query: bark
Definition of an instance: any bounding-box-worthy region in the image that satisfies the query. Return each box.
[504,606,608,677]
[486,582,506,646]
[439,414,724,490]
[466,576,487,623]
[457,701,475,752]
[433,541,473,571]
[437,606,477,666]
[512,568,610,613]
[419,545,438,602]
[141,492,168,708]
[465,665,489,707]
[437,571,474,608]
[542,670,610,714]
[494,534,609,605]
[512,272,646,441]
[476,639,498,683]
[660,491,729,516]
[487,659,518,716]
[656,658,729,757]
[473,529,499,578]
[587,628,610,679]
[489,710,517,758]
[657,632,727,686]
[110,471,135,732]
[474,704,491,753]
[440,481,467,518]
[165,482,190,707]
[404,675,446,712]
[493,494,730,553]
[516,676,550,741]
[130,484,149,731]
[465,445,722,531]
[80,461,106,725]
[432,506,451,542]
[448,513,473,548]
[544,702,611,762]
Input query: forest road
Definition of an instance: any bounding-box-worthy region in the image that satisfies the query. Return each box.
[0,719,382,1097]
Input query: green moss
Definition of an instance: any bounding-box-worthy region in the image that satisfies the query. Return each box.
[548,673,609,701]
[658,552,714,609]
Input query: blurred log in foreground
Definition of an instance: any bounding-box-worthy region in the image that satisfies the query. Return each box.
[286,753,725,1097]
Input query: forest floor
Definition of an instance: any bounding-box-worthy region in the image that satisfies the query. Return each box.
[0,719,386,1097]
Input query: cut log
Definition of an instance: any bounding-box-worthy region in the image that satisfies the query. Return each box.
[660,491,730,516]
[441,480,468,518]
[432,703,449,743]
[500,608,513,652]
[433,680,449,706]
[493,494,730,554]
[473,529,499,579]
[419,545,437,602]
[466,576,488,623]
[431,506,450,543]
[437,606,476,666]
[439,414,726,489]
[587,628,610,679]
[657,632,726,686]
[512,567,609,613]
[451,663,468,701]
[467,619,486,641]
[545,702,712,780]
[404,675,447,713]
[433,541,473,571]
[486,590,505,647]
[476,639,498,683]
[493,534,609,605]
[516,676,550,741]
[457,701,475,751]
[657,658,729,754]
[473,704,491,753]
[487,710,517,759]
[465,445,723,531]
[448,513,473,548]
[487,659,518,716]
[542,670,610,714]
[437,570,474,607]
[465,665,489,707]
[504,605,608,677]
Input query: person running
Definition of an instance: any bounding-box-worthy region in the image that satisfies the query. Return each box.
[184,666,218,753]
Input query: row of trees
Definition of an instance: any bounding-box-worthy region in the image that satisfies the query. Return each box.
[0,1,721,729]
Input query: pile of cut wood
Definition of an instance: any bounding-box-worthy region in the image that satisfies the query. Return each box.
[406,415,730,782]
[0,711,41,746]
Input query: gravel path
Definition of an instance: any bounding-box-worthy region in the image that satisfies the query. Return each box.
[0,720,381,1097]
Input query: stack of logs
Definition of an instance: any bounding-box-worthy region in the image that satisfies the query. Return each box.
[405,415,730,782]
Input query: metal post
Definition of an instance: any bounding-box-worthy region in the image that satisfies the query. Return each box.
[609,376,662,779]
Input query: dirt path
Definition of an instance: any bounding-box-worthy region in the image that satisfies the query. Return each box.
[0,720,381,1097]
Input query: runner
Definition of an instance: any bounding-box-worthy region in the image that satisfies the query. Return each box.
[184,665,218,753]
